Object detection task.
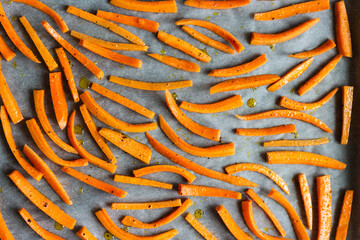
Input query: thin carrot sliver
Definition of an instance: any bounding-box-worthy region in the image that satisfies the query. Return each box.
[289,39,336,59]
[317,175,332,240]
[178,184,241,199]
[335,190,353,240]
[298,174,313,230]
[0,206,14,240]
[109,0,177,13]
[148,53,200,72]
[236,124,297,137]
[49,72,68,130]
[263,137,329,147]
[0,33,15,61]
[341,86,353,145]
[114,175,173,190]
[184,0,250,9]
[76,226,98,240]
[335,1,352,57]
[111,199,182,210]
[185,213,218,240]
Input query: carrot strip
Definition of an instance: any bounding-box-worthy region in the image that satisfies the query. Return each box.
[263,137,329,147]
[0,206,14,240]
[0,33,16,61]
[235,109,332,133]
[62,167,127,198]
[109,0,177,13]
[335,190,353,240]
[210,74,280,94]
[236,124,297,137]
[1,106,42,181]
[335,1,352,57]
[251,18,320,45]
[298,54,342,96]
[42,21,104,80]
[178,184,241,199]
[289,39,336,59]
[341,86,353,145]
[185,213,218,240]
[80,91,158,132]
[19,16,58,72]
[76,226,98,240]
[49,72,68,130]
[209,54,267,77]
[114,175,173,190]
[184,0,250,9]
[298,174,313,230]
[133,165,196,183]
[267,58,313,92]
[8,170,77,229]
[215,205,252,240]
[226,163,290,195]
[266,151,346,170]
[317,175,332,240]
[148,53,200,72]
[19,208,66,240]
[146,132,257,187]
[95,209,179,240]
[111,199,182,210]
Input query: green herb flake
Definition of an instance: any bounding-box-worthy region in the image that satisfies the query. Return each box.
[79,76,90,89]
[54,222,64,230]
[194,209,204,219]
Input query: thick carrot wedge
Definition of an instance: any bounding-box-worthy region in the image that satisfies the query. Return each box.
[335,190,353,240]
[267,151,346,170]
[49,72,68,130]
[184,0,250,9]
[9,170,77,229]
[0,206,14,240]
[114,175,173,190]
[110,0,177,13]
[289,39,336,59]
[185,213,218,240]
[209,54,267,77]
[0,33,15,61]
[76,226,98,240]
[263,137,329,147]
[236,124,297,137]
[148,53,200,72]
[251,18,320,45]
[341,86,353,145]
[298,174,313,230]
[335,1,352,57]
[133,165,196,183]
[111,199,182,210]
[146,132,257,187]
[178,184,241,199]
[317,175,332,240]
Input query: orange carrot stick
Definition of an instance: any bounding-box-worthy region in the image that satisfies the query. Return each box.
[335,1,352,57]
[289,39,336,59]
[251,18,320,45]
[76,226,98,240]
[0,206,14,240]
[317,175,332,240]
[263,137,329,147]
[335,190,353,240]
[184,0,250,9]
[0,33,15,61]
[111,199,182,210]
[298,174,313,230]
[236,124,297,137]
[178,184,241,199]
[114,175,173,190]
[185,213,218,240]
[9,170,77,229]
[148,53,200,72]
[133,165,196,183]
[109,0,177,13]
[341,86,353,145]
[49,72,68,130]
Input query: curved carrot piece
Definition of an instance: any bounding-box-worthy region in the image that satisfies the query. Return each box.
[209,54,267,77]
[226,163,290,195]
[335,190,353,240]
[266,151,346,170]
[298,174,313,230]
[184,0,250,9]
[146,132,257,187]
[251,18,320,45]
[185,213,218,240]
[148,53,200,72]
[341,86,353,145]
[235,109,332,133]
[0,206,14,240]
[210,74,280,94]
[236,124,297,137]
[289,39,336,59]
[133,165,196,183]
[8,170,77,229]
[111,199,182,210]
[80,91,158,132]
[114,175,173,190]
[76,226,98,240]
[263,137,329,147]
[335,1,352,57]
[42,21,104,80]
[279,88,338,111]
[110,0,177,13]
[121,199,193,229]
[317,175,332,240]
[0,33,15,61]
[267,58,313,92]
[178,184,241,199]
[49,72,68,130]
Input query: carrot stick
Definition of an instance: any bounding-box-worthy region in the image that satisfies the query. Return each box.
[226,163,290,195]
[279,88,338,111]
[159,115,234,158]
[266,151,346,170]
[76,226,98,240]
[19,208,66,240]
[62,167,127,198]
[1,106,42,181]
[210,74,280,94]
[146,132,257,187]
[184,0,250,9]
[335,190,353,240]
[209,54,267,77]
[8,170,77,229]
[298,174,313,230]
[80,91,158,132]
[178,184,241,199]
[267,58,313,92]
[251,18,320,45]
[41,21,104,80]
[0,206,14,240]
[19,16,58,72]
[236,124,297,137]
[148,53,200,72]
[263,137,329,147]
[341,86,353,145]
[235,109,332,133]
[289,39,336,59]
[109,0,177,13]
[111,199,182,210]
[0,33,16,61]
[133,165,196,183]
[113,175,173,190]
[317,175,332,240]
[335,1,352,57]
[185,213,218,240]
[49,72,68,130]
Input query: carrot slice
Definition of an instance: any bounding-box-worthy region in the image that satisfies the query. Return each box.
[245,189,286,237]
[80,91,158,132]
[317,175,332,240]
[0,33,15,61]
[146,132,257,187]
[111,199,182,210]
[235,109,332,133]
[49,72,68,130]
[0,206,14,240]
[19,208,66,240]
[76,226,98,240]
[215,205,252,240]
[279,88,338,111]
[42,21,104,80]
[148,53,200,72]
[251,18,320,45]
[185,213,218,240]
[109,0,177,13]
[267,58,313,92]
[297,54,342,96]
[266,151,346,170]
[26,118,88,167]
[335,190,353,240]
[335,1,352,57]
[210,74,280,94]
[133,165,196,183]
[114,175,173,190]
[289,39,336,59]
[341,86,353,145]
[121,199,192,229]
[298,174,313,230]
[95,209,179,240]
[236,124,297,137]
[109,76,193,91]
[9,170,77,229]
[178,184,241,199]
[1,106,42,181]
[226,163,290,195]
[184,0,250,9]
[209,54,267,77]
[263,137,329,147]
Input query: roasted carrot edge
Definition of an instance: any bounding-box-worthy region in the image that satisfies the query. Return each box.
[0,33,16,61]
[317,175,332,240]
[335,0,352,57]
[114,175,173,190]
[76,226,97,240]
[335,190,354,240]
[235,124,297,137]
[133,165,196,183]
[184,0,250,9]
[49,72,68,130]
[341,86,353,144]
[298,174,313,230]
[289,39,336,59]
[109,0,177,13]
[185,213,218,240]
[111,199,182,210]
[0,207,14,240]
[178,184,241,199]
[263,137,329,147]
[148,53,201,72]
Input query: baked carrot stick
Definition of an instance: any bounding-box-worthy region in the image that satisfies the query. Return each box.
[49,72,68,130]
[341,86,353,145]
[80,91,158,132]
[267,58,313,92]
[0,33,15,61]
[266,151,346,170]
[111,199,182,210]
[335,190,353,240]
[133,165,196,183]
[8,170,77,229]
[76,226,98,240]
[185,213,218,240]
[42,21,104,80]
[289,39,336,59]
[146,132,257,187]
[210,74,280,94]
[236,124,297,137]
[110,0,177,13]
[184,0,250,9]
[236,109,332,133]
[317,175,332,240]
[209,54,267,77]
[178,184,241,199]
[0,205,14,240]
[62,167,127,198]
[263,137,329,147]
[148,53,200,72]
[335,1,352,57]
[298,174,313,230]
[113,175,173,190]
[251,18,320,45]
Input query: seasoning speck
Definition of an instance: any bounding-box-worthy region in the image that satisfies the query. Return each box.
[269,44,276,51]
[247,98,257,108]
[122,226,129,232]
[78,187,83,195]
[194,209,204,219]
[54,222,64,230]
[206,16,210,21]
[172,92,178,101]
[74,124,84,135]
[12,60,17,69]
[213,12,219,16]
[294,132,299,138]
[11,16,17,21]
[104,231,114,240]
[78,139,84,145]
[160,49,166,54]
[79,76,90,89]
